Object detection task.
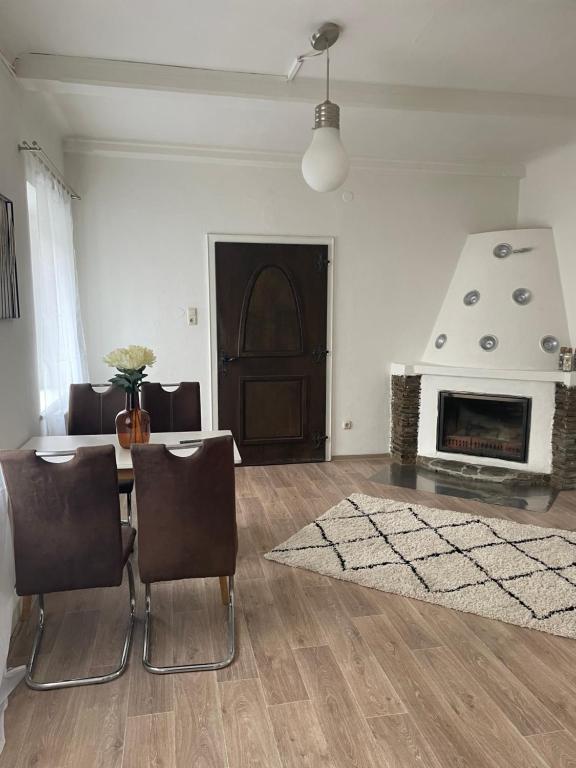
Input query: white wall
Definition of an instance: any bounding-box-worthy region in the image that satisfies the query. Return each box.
[67,150,519,455]
[518,142,576,342]
[0,66,63,449]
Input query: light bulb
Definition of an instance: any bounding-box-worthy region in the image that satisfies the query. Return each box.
[302,127,349,192]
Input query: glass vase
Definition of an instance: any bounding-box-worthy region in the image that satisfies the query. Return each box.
[115,391,151,448]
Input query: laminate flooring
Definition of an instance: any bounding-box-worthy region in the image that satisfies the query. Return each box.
[3,458,576,768]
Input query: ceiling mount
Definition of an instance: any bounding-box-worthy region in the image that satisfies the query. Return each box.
[310,22,341,52]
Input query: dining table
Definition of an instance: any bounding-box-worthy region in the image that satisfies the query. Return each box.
[20,430,242,466]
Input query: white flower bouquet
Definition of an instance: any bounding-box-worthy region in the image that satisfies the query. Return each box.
[103,345,156,397]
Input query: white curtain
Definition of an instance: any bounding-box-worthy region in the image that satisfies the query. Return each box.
[25,155,88,435]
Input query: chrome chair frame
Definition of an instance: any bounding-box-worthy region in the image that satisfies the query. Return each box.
[143,575,235,674]
[25,560,136,691]
[123,493,132,527]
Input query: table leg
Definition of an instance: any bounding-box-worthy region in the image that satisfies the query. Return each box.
[219,576,229,606]
[20,595,33,622]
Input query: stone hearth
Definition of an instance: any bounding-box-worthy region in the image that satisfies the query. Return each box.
[417,457,549,486]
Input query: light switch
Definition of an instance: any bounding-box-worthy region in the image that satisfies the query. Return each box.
[187,307,198,326]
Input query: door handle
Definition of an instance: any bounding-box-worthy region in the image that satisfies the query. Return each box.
[220,353,239,375]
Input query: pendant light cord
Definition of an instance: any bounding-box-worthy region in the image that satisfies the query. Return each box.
[326,48,330,102]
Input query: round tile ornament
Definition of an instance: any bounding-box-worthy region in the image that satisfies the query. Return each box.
[435,334,447,349]
[479,335,498,351]
[463,290,480,306]
[493,243,513,258]
[540,336,559,354]
[512,288,532,305]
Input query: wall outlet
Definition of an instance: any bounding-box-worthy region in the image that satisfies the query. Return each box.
[343,420,353,430]
[187,307,198,326]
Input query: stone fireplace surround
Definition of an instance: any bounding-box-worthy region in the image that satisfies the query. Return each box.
[390,363,576,489]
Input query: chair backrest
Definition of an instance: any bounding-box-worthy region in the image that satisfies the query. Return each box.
[0,445,124,595]
[131,436,237,583]
[140,382,201,432]
[68,384,125,435]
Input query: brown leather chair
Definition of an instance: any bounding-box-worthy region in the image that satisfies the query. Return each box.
[140,382,201,432]
[131,436,237,674]
[68,383,134,524]
[0,445,136,690]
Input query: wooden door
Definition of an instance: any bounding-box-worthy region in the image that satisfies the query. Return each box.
[215,241,329,465]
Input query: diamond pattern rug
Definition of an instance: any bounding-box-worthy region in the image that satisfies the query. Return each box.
[265,493,576,639]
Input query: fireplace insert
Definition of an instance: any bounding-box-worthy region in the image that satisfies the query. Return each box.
[437,391,531,463]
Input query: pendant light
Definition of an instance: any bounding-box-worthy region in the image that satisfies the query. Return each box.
[301,23,349,192]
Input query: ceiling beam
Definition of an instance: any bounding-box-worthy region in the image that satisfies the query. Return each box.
[15,52,576,118]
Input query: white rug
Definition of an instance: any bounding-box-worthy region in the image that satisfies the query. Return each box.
[265,493,576,639]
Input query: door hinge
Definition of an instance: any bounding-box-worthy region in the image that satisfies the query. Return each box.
[312,432,329,449]
[315,252,331,272]
[312,347,330,363]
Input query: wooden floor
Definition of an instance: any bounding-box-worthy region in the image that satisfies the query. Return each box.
[3,458,576,768]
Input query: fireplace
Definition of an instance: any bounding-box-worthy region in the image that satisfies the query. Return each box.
[437,391,531,463]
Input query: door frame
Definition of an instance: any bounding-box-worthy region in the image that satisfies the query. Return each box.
[206,234,334,461]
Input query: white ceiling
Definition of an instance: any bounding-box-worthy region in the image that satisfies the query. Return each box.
[3,0,576,164]
[4,0,576,96]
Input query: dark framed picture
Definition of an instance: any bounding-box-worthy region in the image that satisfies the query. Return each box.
[0,193,20,319]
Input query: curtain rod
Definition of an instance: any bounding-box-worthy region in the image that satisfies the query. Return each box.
[18,140,81,200]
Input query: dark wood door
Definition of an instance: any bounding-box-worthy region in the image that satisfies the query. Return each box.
[215,242,329,465]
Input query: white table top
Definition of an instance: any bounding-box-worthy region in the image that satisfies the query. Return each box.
[20,430,242,467]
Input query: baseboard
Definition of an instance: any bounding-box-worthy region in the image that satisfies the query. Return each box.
[331,453,390,461]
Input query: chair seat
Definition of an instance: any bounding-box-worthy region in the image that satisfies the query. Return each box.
[118,478,134,495]
[122,526,136,564]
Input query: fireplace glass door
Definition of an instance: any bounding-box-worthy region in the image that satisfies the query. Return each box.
[437,391,531,463]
